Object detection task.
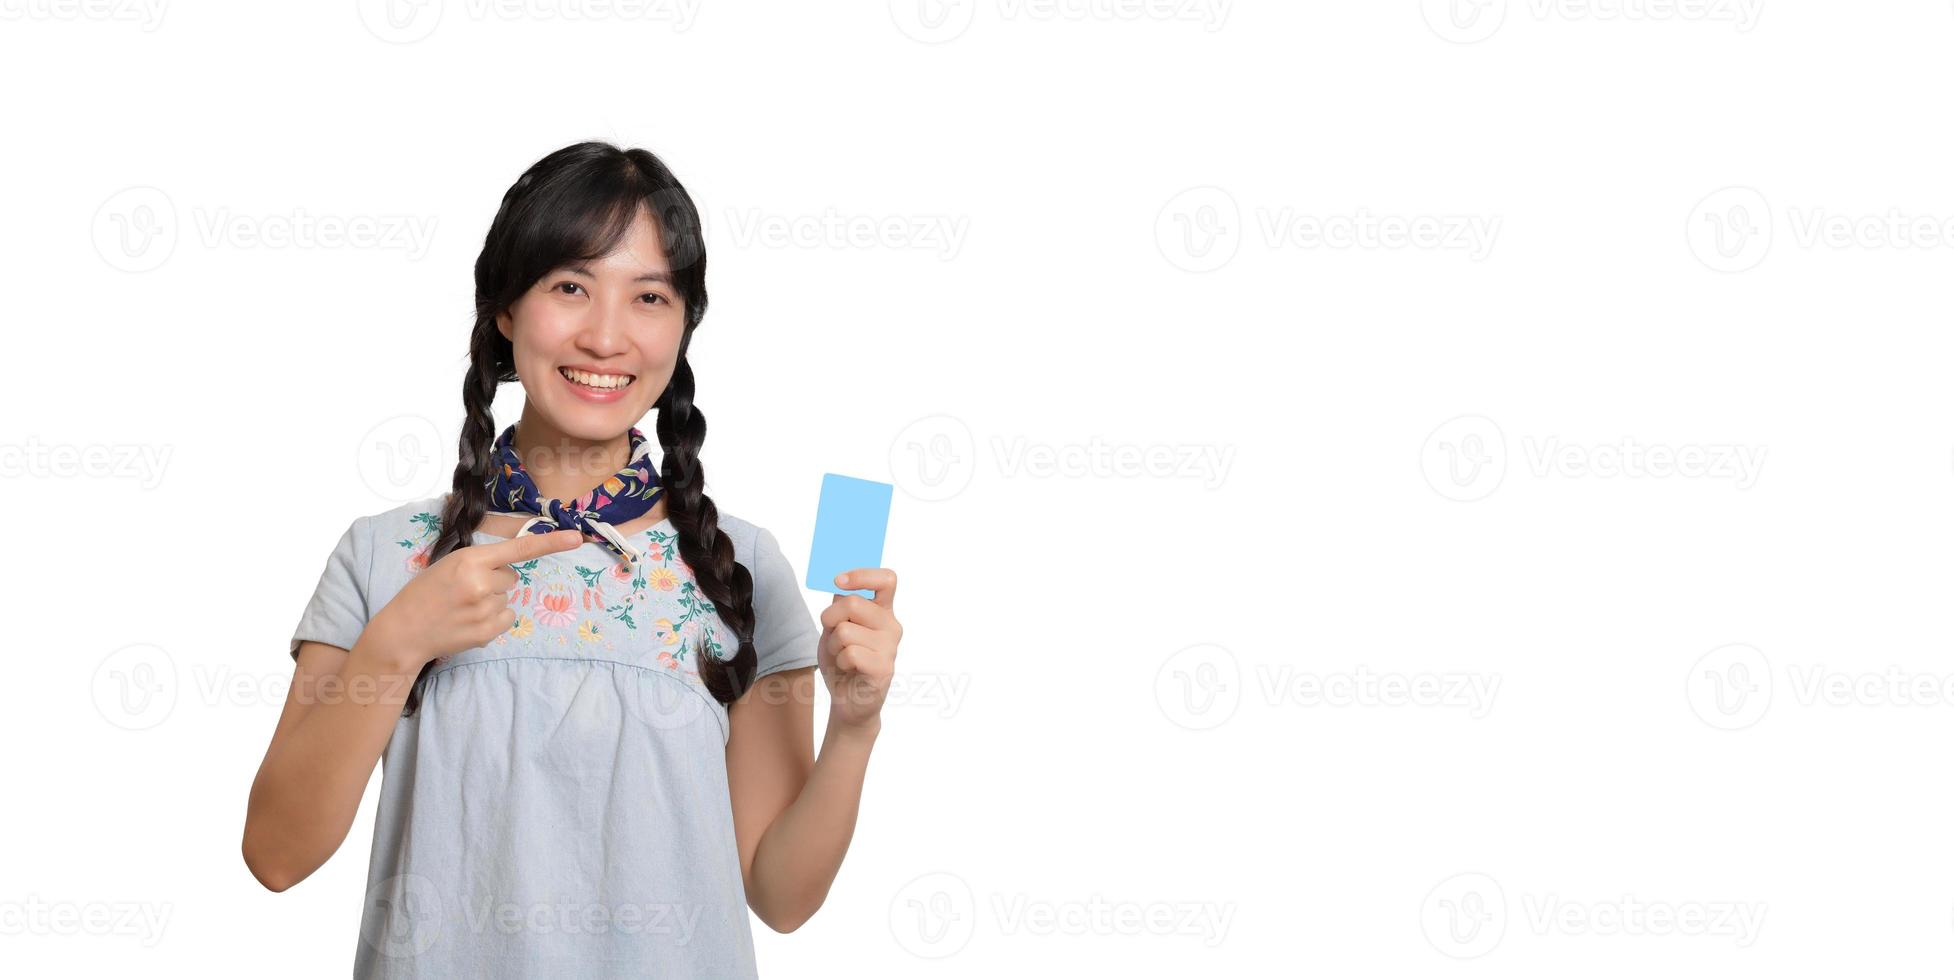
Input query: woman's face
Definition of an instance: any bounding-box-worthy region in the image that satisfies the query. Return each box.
[498,206,686,444]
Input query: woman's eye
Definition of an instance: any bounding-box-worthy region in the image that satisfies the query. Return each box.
[554,281,585,296]
[641,293,667,305]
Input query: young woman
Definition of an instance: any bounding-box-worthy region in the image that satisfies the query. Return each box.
[242,141,903,978]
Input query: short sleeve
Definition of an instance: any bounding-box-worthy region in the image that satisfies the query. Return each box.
[288,515,374,659]
[748,525,819,680]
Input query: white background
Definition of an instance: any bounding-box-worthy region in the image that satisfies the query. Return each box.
[3,0,1949,976]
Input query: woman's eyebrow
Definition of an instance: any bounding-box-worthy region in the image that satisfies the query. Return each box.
[561,263,670,283]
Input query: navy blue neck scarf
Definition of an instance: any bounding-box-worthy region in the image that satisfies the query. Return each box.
[485,424,662,564]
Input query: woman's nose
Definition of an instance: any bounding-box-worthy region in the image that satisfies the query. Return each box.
[576,301,630,355]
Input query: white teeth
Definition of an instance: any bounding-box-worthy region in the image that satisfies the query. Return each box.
[559,367,635,390]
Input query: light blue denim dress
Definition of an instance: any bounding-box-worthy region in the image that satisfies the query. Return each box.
[288,496,820,978]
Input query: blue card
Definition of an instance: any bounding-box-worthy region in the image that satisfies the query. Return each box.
[805,473,894,598]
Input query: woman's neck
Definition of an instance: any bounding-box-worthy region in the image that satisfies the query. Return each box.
[512,414,633,504]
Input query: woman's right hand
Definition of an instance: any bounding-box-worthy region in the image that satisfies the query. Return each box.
[367,528,586,669]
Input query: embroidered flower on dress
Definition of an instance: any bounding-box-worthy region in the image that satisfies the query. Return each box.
[535,582,577,627]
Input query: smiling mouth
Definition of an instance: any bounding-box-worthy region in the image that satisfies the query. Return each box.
[559,367,636,391]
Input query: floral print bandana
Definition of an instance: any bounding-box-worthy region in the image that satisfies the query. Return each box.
[485,423,662,565]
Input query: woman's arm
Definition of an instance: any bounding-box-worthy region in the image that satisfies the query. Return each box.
[728,567,901,932]
[243,527,582,891]
[727,666,880,933]
[241,628,422,892]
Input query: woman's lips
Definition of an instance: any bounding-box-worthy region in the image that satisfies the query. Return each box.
[558,366,635,403]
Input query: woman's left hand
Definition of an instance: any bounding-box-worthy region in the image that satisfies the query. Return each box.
[817,569,901,732]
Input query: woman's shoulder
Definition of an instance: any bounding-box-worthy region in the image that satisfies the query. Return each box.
[344,497,448,541]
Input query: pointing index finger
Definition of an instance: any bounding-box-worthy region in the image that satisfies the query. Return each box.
[474,528,585,565]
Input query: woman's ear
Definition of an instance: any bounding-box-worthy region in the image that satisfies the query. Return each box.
[496,310,513,342]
